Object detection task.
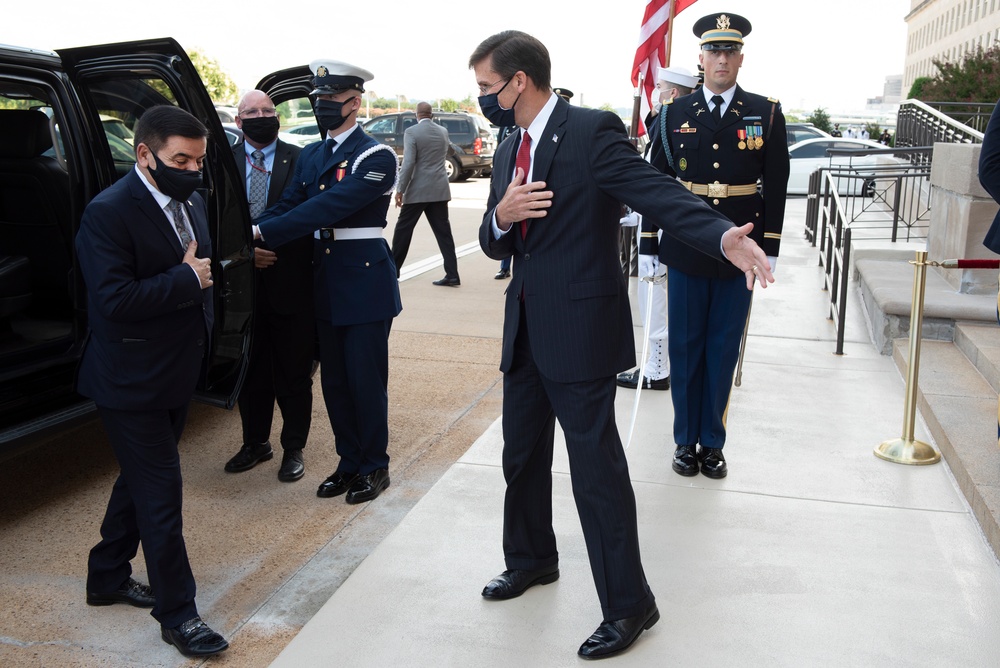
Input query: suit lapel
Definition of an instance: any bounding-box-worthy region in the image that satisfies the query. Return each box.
[127,170,186,259]
[269,140,294,206]
[530,100,566,184]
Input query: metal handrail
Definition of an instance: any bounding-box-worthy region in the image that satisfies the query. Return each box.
[919,100,996,133]
[896,99,985,149]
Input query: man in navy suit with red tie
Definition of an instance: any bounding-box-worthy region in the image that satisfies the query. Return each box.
[469,30,773,659]
[77,105,228,658]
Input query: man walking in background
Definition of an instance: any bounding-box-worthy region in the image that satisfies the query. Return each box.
[391,101,461,287]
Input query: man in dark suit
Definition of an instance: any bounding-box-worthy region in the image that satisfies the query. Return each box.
[391,101,460,286]
[649,12,789,480]
[469,30,773,659]
[77,105,228,658]
[255,60,401,505]
[223,90,313,482]
[977,94,1000,444]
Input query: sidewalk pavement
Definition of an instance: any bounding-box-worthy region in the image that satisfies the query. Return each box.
[271,197,1000,667]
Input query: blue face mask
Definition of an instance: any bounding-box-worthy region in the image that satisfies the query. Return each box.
[477,77,519,127]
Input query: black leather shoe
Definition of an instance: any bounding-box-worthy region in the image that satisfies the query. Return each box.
[700,447,728,478]
[345,468,390,504]
[481,565,559,600]
[161,617,229,657]
[494,268,510,279]
[615,369,669,391]
[317,471,359,498]
[578,603,660,659]
[278,449,304,482]
[672,445,699,477]
[86,577,155,608]
[432,276,461,287]
[224,441,273,473]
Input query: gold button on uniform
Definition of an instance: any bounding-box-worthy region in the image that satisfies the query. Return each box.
[713,162,720,168]
[713,144,719,150]
[325,248,330,254]
[319,184,326,191]
[365,262,370,267]
[713,199,720,205]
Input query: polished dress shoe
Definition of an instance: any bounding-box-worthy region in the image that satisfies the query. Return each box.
[578,603,660,659]
[278,449,304,482]
[161,616,229,657]
[672,445,699,477]
[432,276,461,287]
[86,577,155,608]
[615,369,670,391]
[345,468,390,504]
[494,268,511,279]
[224,441,273,473]
[317,471,359,498]
[481,564,559,600]
[700,447,728,478]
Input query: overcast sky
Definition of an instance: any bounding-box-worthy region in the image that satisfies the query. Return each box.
[4,0,909,114]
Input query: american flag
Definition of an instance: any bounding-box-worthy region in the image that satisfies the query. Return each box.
[631,0,698,135]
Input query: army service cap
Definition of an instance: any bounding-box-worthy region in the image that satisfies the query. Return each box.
[554,87,574,101]
[693,13,752,51]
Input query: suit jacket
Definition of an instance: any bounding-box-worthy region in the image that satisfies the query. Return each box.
[257,125,402,325]
[649,85,790,278]
[479,98,737,383]
[979,96,1000,254]
[232,138,311,314]
[75,168,214,410]
[397,119,451,203]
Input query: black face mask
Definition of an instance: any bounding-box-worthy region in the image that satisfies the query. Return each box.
[147,153,203,202]
[314,98,350,133]
[240,116,280,145]
[478,77,519,127]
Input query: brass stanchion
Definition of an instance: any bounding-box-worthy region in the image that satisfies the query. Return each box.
[875,250,941,465]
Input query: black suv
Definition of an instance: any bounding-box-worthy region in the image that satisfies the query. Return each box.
[0,38,317,453]
[363,110,495,182]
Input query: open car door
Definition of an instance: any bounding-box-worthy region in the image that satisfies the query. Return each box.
[57,38,255,408]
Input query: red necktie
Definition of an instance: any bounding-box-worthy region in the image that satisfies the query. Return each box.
[515,131,532,239]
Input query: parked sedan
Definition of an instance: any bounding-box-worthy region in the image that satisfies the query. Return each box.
[786,137,889,195]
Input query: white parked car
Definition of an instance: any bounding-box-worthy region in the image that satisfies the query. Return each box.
[281,122,321,147]
[786,137,892,195]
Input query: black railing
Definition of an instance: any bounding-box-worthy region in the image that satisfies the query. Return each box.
[804,147,933,354]
[896,100,985,153]
[920,100,995,133]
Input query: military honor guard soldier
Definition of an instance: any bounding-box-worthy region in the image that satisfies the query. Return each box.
[254,60,402,505]
[648,12,790,479]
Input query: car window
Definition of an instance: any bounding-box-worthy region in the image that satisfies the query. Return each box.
[790,141,833,159]
[365,117,396,135]
[401,117,417,132]
[438,119,468,136]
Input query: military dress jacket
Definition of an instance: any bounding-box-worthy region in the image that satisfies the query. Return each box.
[649,85,790,279]
[256,125,402,326]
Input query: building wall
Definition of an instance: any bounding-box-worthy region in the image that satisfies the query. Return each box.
[904,0,1000,97]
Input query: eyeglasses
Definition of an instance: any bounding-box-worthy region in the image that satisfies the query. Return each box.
[478,78,508,96]
[239,107,277,118]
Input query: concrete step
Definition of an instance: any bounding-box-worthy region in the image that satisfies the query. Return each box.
[893,335,1000,558]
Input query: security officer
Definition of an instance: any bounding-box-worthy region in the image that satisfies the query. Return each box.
[618,65,699,392]
[649,12,789,479]
[254,59,402,504]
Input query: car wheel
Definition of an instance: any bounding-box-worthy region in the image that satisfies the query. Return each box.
[446,157,462,182]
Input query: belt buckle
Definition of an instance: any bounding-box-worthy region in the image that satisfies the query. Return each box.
[708,183,729,198]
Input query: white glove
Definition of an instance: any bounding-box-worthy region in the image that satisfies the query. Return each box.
[619,211,640,228]
[767,256,777,273]
[638,254,660,278]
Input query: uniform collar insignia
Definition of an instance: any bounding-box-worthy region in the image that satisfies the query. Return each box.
[681,121,690,128]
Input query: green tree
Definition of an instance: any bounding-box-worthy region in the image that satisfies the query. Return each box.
[807,107,833,133]
[188,49,239,105]
[599,103,616,112]
[919,45,1000,103]
[908,76,932,99]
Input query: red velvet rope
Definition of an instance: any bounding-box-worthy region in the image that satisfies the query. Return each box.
[954,259,1000,269]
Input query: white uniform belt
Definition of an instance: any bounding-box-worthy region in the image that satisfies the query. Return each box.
[316,227,383,240]
[680,181,758,198]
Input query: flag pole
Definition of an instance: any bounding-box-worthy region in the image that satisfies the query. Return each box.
[628,72,643,147]
[664,0,677,67]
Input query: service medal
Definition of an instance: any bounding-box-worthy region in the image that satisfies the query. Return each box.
[737,129,747,150]
[755,136,763,149]
[335,160,348,182]
[679,157,687,171]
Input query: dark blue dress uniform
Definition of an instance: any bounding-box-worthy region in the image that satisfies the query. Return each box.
[257,125,401,480]
[649,82,789,457]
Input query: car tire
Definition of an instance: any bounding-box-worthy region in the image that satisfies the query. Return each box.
[445,157,462,182]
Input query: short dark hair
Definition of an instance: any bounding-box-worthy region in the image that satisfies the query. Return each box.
[468,31,551,92]
[133,105,209,156]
